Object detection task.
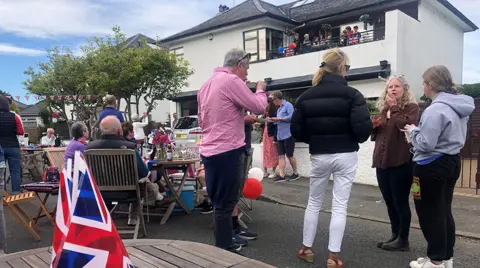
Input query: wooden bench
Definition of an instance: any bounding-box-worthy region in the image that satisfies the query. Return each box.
[0,239,276,267]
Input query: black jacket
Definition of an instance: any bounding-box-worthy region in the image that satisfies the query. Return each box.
[291,75,373,154]
[86,134,149,178]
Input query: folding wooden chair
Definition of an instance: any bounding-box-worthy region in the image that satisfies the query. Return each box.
[43,147,66,170]
[84,149,146,239]
[2,190,54,240]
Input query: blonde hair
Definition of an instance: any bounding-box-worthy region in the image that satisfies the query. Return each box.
[377,75,417,112]
[422,65,458,95]
[312,48,349,87]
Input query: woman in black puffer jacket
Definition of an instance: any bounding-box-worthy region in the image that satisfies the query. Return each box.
[291,48,372,268]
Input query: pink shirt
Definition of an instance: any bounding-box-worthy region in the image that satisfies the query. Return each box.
[198,67,267,157]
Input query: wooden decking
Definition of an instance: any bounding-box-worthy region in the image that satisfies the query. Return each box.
[0,239,275,268]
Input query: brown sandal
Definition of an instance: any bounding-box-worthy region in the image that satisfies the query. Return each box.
[327,253,344,268]
[297,247,314,263]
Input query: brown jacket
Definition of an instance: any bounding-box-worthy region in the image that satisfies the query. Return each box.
[372,103,420,169]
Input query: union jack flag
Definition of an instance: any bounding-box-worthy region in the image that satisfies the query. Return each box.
[51,152,134,268]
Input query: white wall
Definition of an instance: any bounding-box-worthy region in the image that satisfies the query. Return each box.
[251,139,378,186]
[118,97,169,123]
[393,3,465,99]
[166,18,290,92]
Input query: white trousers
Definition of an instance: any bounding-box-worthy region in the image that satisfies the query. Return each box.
[302,152,357,252]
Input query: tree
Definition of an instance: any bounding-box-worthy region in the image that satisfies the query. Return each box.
[24,26,193,130]
[24,47,102,136]
[81,27,193,120]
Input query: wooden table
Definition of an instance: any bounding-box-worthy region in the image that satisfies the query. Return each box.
[150,159,199,225]
[20,149,44,182]
[0,239,276,267]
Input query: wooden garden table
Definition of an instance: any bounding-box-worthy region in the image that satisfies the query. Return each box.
[150,159,199,225]
[0,239,276,267]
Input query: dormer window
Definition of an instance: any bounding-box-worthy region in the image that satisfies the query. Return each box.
[243,28,284,62]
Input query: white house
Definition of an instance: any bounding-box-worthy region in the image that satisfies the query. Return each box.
[161,0,477,184]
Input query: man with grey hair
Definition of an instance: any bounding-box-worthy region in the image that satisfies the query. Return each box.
[41,128,56,146]
[198,48,267,253]
[86,116,172,225]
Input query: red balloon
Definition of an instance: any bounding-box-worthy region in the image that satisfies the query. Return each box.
[243,178,263,199]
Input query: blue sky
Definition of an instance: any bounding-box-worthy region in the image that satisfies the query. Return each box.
[0,0,479,104]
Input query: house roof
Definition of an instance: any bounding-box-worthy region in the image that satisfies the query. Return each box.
[19,101,44,117]
[125,34,159,48]
[161,0,477,43]
[160,0,293,43]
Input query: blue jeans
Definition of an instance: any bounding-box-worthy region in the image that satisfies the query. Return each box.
[3,147,21,193]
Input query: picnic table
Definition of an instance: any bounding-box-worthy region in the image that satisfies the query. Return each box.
[0,239,276,267]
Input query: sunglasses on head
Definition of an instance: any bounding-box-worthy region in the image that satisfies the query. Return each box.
[237,53,251,66]
[345,64,350,71]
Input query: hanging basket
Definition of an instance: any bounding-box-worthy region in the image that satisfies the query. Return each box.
[321,24,332,31]
[284,28,295,36]
[359,14,371,23]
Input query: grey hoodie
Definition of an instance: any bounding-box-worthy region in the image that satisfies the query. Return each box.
[408,92,475,162]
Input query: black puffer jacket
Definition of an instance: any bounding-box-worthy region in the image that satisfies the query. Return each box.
[291,74,373,154]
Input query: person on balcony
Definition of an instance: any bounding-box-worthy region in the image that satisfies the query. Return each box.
[405,66,474,268]
[291,48,372,267]
[372,75,419,252]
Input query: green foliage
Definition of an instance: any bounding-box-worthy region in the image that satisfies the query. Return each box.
[39,105,52,127]
[459,83,480,98]
[420,94,432,103]
[366,99,379,115]
[24,26,193,126]
[10,101,20,114]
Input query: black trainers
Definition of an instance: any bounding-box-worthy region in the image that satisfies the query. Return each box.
[226,243,242,254]
[200,203,213,214]
[235,226,258,240]
[273,174,286,183]
[195,200,208,210]
[288,173,300,181]
[232,231,248,246]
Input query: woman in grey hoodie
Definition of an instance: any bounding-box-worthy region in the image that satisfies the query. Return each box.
[404,65,474,268]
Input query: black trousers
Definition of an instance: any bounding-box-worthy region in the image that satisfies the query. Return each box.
[413,154,461,261]
[376,163,413,239]
[202,147,246,249]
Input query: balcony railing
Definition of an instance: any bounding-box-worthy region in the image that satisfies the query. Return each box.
[267,28,385,60]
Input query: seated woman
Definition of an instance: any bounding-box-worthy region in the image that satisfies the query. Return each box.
[122,122,135,143]
[64,122,88,167]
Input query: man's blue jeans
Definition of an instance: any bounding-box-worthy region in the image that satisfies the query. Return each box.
[3,147,21,193]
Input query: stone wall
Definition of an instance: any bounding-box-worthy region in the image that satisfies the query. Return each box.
[251,138,378,186]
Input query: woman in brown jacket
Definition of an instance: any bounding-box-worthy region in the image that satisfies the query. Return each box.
[372,75,419,251]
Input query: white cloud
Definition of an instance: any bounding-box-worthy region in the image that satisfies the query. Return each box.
[0,43,45,56]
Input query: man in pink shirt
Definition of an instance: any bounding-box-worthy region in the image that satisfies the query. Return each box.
[198,48,267,253]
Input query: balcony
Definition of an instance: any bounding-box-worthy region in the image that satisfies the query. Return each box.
[267,28,384,60]
[248,27,392,83]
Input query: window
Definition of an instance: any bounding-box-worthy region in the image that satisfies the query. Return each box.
[170,47,184,57]
[174,117,198,129]
[243,28,283,62]
[266,29,284,52]
[243,30,259,62]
